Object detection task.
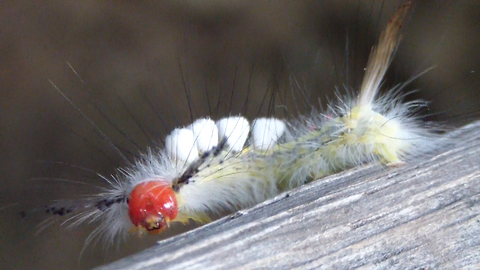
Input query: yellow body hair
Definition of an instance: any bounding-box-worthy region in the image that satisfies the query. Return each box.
[171,2,434,225]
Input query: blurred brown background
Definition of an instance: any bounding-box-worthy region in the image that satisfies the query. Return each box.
[1,1,478,269]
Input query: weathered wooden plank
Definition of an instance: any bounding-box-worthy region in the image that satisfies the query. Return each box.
[98,121,480,270]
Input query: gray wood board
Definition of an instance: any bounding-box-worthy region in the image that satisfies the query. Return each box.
[98,121,480,270]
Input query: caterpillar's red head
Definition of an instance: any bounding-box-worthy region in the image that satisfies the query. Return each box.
[128,180,178,234]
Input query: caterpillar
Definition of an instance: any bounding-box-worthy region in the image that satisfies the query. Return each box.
[43,1,435,245]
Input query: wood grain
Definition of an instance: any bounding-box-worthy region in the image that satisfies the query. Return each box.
[98,121,480,270]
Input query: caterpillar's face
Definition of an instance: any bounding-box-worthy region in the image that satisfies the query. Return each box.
[127,180,178,234]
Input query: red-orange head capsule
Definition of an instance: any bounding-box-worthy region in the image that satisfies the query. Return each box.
[127,180,178,234]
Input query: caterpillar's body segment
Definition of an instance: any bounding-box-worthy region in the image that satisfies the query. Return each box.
[46,2,438,243]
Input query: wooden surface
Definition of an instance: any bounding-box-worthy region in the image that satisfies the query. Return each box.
[98,121,480,270]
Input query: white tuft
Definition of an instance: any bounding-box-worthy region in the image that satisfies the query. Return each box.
[251,118,286,150]
[216,116,250,152]
[165,128,198,163]
[188,118,219,152]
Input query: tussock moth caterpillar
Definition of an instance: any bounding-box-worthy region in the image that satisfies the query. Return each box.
[1,1,478,268]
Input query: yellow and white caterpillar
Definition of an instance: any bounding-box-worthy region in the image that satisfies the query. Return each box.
[43,2,444,246]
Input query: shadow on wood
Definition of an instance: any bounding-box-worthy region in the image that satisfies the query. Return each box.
[98,121,480,269]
